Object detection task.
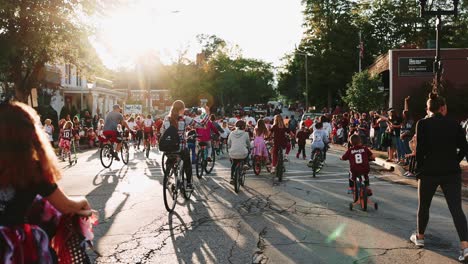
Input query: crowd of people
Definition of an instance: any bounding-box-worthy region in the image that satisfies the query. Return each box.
[1,91,467,262]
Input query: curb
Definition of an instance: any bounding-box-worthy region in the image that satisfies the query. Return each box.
[330,144,468,198]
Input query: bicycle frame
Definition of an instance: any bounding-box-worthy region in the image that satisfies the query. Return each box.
[350,175,377,211]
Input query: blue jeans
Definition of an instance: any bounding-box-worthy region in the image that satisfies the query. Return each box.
[187,143,196,163]
[395,137,406,160]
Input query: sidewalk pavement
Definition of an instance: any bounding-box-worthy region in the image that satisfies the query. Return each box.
[331,144,468,197]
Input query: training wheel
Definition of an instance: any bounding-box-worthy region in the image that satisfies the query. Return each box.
[349,203,353,211]
[374,203,378,210]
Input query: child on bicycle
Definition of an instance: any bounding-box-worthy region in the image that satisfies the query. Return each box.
[341,134,375,195]
[228,120,251,184]
[252,119,269,162]
[59,121,73,161]
[308,122,329,167]
[143,114,154,150]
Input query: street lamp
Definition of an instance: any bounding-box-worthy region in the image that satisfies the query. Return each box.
[295,49,313,111]
[418,0,459,94]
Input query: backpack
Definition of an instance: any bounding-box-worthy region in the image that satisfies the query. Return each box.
[159,125,180,152]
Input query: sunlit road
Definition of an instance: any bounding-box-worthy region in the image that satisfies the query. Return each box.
[59,145,468,264]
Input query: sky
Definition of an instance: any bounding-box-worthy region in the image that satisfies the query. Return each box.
[93,0,304,69]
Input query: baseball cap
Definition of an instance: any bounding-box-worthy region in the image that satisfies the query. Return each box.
[113,104,121,110]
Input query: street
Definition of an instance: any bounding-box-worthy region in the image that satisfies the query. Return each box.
[59,145,467,264]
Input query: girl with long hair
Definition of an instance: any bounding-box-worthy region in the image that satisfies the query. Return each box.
[0,101,92,262]
[162,100,210,190]
[269,115,292,173]
[252,119,269,161]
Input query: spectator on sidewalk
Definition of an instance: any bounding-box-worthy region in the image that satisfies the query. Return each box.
[410,92,468,262]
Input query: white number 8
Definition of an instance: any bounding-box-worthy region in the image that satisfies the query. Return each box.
[355,154,363,164]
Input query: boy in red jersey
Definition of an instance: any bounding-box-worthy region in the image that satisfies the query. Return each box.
[341,134,375,195]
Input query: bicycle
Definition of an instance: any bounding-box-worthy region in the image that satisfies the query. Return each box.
[100,135,129,168]
[252,146,272,175]
[195,141,216,178]
[349,175,378,211]
[163,152,193,212]
[62,139,78,166]
[275,146,286,182]
[309,148,324,178]
[232,159,247,193]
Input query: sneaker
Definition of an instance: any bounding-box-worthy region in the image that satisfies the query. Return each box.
[307,160,313,167]
[229,178,234,184]
[207,157,212,162]
[296,153,300,159]
[410,232,424,248]
[303,155,306,160]
[367,188,373,197]
[186,182,194,191]
[458,248,468,262]
[406,172,415,178]
[271,167,276,174]
[243,164,250,170]
[347,187,353,194]
[284,157,289,162]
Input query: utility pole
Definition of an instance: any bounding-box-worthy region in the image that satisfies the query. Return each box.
[358,31,362,73]
[296,48,313,112]
[418,0,459,94]
[305,55,309,111]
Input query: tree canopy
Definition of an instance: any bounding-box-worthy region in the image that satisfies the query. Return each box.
[0,0,104,102]
[278,0,468,110]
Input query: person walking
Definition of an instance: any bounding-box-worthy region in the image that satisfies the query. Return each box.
[410,93,468,262]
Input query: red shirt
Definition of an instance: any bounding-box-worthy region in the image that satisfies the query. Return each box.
[341,145,373,175]
[304,119,313,128]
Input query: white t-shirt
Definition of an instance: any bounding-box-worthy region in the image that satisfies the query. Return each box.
[127,121,137,130]
[44,125,53,142]
[312,122,331,138]
[244,116,257,126]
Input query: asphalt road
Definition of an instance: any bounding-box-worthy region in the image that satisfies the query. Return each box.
[59,145,468,264]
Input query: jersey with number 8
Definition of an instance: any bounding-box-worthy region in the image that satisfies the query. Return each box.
[341,145,373,175]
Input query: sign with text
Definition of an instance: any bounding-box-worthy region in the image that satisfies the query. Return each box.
[124,104,142,114]
[399,57,435,77]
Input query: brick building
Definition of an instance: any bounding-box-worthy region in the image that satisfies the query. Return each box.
[368,48,468,115]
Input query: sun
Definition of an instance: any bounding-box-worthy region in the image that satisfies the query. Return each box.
[98,6,161,60]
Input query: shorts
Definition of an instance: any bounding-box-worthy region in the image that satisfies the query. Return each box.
[103,130,121,143]
[349,173,369,183]
[59,139,71,150]
[144,131,153,140]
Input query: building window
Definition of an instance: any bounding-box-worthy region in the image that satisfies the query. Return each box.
[65,64,72,85]
[76,70,82,87]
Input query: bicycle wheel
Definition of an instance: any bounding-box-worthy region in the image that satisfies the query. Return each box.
[266,154,272,173]
[121,142,129,164]
[253,156,261,175]
[234,164,241,193]
[145,144,150,158]
[361,183,368,211]
[181,159,193,200]
[195,151,204,179]
[353,181,359,203]
[100,144,113,168]
[205,148,215,174]
[240,165,246,187]
[276,150,284,182]
[161,153,167,174]
[163,161,178,212]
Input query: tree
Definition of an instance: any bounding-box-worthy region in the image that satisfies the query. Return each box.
[342,71,383,113]
[0,0,102,102]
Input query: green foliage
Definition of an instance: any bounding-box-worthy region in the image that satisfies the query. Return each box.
[278,0,468,110]
[0,0,103,102]
[113,36,275,109]
[342,71,383,112]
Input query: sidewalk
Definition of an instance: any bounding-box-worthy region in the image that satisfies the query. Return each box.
[331,144,468,197]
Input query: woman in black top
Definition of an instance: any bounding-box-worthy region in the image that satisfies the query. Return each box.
[410,93,468,261]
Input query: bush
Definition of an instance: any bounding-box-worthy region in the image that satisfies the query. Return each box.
[343,71,383,113]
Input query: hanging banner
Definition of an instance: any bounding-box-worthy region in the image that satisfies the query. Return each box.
[124,104,142,114]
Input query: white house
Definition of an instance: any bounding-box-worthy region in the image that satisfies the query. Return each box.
[48,64,125,119]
